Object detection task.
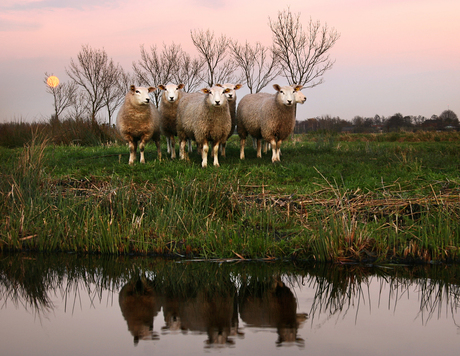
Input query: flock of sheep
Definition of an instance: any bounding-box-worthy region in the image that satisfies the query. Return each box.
[116,83,306,167]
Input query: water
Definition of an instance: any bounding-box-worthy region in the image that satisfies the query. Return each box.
[1,254,460,355]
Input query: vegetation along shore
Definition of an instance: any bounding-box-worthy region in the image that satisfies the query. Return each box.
[1,122,460,264]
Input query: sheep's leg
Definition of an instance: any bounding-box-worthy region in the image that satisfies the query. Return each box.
[270,139,278,163]
[263,141,270,154]
[256,139,262,158]
[166,137,171,154]
[213,143,220,167]
[139,140,147,164]
[239,138,246,160]
[179,139,187,160]
[202,141,209,168]
[275,140,282,162]
[129,140,137,165]
[220,143,226,157]
[155,140,162,161]
[187,139,193,152]
[170,136,176,159]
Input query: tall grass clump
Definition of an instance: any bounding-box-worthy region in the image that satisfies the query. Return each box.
[0,117,120,148]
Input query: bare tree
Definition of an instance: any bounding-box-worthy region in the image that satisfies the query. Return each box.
[230,41,280,93]
[44,72,77,120]
[67,90,90,120]
[269,8,340,88]
[133,43,182,107]
[173,51,205,93]
[66,45,123,125]
[102,69,135,126]
[190,29,239,86]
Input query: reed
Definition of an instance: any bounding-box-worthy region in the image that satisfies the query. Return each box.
[1,129,460,263]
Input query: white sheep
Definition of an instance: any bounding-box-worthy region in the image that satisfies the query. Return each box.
[116,85,162,165]
[236,84,303,162]
[158,83,185,159]
[176,86,232,168]
[216,83,243,157]
[261,87,307,153]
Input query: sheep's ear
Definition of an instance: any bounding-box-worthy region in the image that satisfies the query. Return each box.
[294,85,303,92]
[223,88,231,94]
[201,88,211,94]
[178,83,185,90]
[234,84,243,90]
[130,85,136,92]
[215,83,223,87]
[273,84,281,92]
[148,86,156,93]
[158,84,166,91]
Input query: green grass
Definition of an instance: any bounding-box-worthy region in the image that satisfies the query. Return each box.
[1,130,460,263]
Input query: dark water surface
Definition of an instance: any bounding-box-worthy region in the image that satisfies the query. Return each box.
[1,254,460,355]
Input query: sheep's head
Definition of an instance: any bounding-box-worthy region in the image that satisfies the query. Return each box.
[201,86,230,107]
[294,86,307,105]
[158,83,185,103]
[129,85,156,106]
[216,83,243,102]
[273,84,302,107]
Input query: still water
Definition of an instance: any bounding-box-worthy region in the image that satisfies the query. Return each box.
[1,254,460,355]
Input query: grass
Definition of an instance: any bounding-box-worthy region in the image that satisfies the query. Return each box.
[1,125,460,263]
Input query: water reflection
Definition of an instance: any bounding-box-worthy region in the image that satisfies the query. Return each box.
[119,276,160,344]
[239,276,307,345]
[1,254,460,354]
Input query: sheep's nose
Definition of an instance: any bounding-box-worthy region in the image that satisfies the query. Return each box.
[287,100,292,104]
[146,98,150,103]
[215,100,220,105]
[228,94,233,99]
[169,97,175,101]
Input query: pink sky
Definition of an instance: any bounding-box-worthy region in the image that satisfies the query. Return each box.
[1,0,459,123]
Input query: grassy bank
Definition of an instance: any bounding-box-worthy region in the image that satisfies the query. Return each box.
[1,130,460,263]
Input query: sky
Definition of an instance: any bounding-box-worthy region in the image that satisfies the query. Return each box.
[1,0,459,123]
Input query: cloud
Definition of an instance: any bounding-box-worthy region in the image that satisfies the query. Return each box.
[0,0,121,11]
[192,0,226,10]
[0,17,41,31]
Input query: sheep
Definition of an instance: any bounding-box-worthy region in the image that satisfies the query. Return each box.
[236,84,303,162]
[116,85,162,165]
[261,87,307,153]
[216,83,243,157]
[176,85,232,168]
[158,83,185,159]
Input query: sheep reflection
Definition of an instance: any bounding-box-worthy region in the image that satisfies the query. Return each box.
[161,281,239,346]
[118,276,160,345]
[119,274,305,347]
[239,276,307,345]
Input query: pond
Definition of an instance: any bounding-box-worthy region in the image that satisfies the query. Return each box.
[1,254,460,355]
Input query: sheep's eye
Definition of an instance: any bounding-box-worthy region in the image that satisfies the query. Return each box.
[135,90,140,94]
[280,90,284,94]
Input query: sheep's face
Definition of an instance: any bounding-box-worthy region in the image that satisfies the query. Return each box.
[273,84,303,107]
[216,83,243,102]
[129,85,156,106]
[159,83,185,103]
[201,86,230,107]
[294,90,307,105]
